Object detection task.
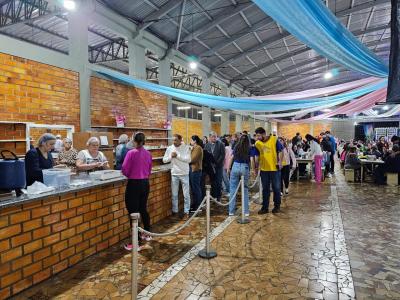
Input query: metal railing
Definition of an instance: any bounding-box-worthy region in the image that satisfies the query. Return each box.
[129,171,263,299]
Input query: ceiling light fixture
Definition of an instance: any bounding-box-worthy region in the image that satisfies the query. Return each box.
[324,71,333,80]
[177,106,191,110]
[382,105,389,110]
[214,113,222,117]
[63,0,76,10]
[189,61,197,70]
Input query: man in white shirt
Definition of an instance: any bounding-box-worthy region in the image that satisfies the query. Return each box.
[163,134,191,219]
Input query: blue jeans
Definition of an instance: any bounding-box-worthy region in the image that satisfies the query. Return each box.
[229,163,249,215]
[171,174,191,214]
[189,170,202,210]
[260,171,281,210]
[222,168,230,193]
[211,166,223,199]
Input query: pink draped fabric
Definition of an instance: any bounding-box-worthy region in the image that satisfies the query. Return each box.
[273,88,387,123]
[243,77,380,100]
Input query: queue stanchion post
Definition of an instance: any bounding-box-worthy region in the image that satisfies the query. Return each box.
[237,176,250,224]
[130,213,140,300]
[198,185,217,259]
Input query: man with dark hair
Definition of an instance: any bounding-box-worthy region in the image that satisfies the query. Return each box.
[163,134,191,219]
[205,131,225,200]
[325,131,337,174]
[255,127,284,214]
[292,132,302,147]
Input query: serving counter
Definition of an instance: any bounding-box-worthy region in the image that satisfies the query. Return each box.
[0,166,172,299]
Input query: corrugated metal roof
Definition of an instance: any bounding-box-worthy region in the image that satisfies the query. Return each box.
[0,0,392,94]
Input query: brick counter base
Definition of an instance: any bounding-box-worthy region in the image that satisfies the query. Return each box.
[0,171,171,299]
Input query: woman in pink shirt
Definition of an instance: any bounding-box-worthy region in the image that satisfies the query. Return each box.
[121,132,152,251]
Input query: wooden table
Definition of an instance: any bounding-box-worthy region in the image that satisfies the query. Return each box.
[360,159,384,182]
[297,158,314,181]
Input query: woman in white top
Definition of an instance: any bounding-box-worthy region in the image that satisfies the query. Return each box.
[76,137,110,172]
[305,134,323,183]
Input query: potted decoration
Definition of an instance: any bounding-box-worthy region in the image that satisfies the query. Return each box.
[112,108,126,127]
[163,115,172,130]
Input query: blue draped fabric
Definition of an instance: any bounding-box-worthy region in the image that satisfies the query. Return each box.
[94,67,387,112]
[252,0,388,77]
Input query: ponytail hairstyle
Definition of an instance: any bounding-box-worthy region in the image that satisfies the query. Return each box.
[305,134,320,144]
[134,132,146,147]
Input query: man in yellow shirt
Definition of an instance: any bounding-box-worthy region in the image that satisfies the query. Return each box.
[255,127,284,214]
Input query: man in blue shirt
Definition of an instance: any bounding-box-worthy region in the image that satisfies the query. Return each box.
[326,131,337,174]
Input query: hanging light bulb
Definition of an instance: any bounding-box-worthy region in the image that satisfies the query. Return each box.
[63,0,76,10]
[189,61,197,70]
[324,71,333,80]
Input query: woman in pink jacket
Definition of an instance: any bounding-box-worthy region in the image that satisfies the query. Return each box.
[121,132,152,251]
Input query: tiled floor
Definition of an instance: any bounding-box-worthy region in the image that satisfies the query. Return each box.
[12,170,400,300]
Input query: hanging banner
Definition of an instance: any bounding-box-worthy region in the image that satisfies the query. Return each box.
[387,0,400,104]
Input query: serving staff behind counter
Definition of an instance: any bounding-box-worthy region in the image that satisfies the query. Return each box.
[1,132,173,298]
[24,134,109,187]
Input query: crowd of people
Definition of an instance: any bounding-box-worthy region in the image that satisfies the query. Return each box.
[24,129,400,251]
[338,135,400,184]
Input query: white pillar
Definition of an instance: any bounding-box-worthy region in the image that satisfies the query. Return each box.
[309,113,315,135]
[159,58,172,142]
[221,111,229,135]
[128,40,146,80]
[249,117,256,134]
[235,114,242,132]
[68,5,90,131]
[202,77,211,136]
[202,107,211,136]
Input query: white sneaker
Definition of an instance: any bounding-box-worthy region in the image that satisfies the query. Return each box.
[244,213,250,217]
[285,189,289,195]
[280,192,283,196]
[229,213,234,216]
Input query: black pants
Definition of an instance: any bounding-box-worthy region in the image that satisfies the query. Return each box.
[125,179,150,231]
[281,165,290,192]
[330,152,335,173]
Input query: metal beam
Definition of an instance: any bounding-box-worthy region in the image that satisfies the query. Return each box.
[229,24,390,84]
[177,2,254,45]
[138,0,182,31]
[176,0,186,50]
[211,0,389,71]
[24,22,68,40]
[249,29,390,91]
[89,38,128,63]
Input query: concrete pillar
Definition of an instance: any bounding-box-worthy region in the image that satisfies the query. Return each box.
[128,40,146,80]
[309,113,315,136]
[158,58,172,143]
[235,114,242,132]
[221,111,229,135]
[68,5,90,131]
[265,121,272,134]
[202,77,211,136]
[202,107,211,136]
[249,117,256,134]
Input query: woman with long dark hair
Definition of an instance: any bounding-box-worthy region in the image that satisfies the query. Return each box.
[121,132,152,251]
[189,135,203,211]
[227,134,251,216]
[305,134,323,183]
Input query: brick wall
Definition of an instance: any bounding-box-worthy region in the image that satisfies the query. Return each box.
[0,172,171,299]
[90,77,167,129]
[172,118,202,143]
[0,53,80,130]
[229,121,235,134]
[277,122,332,140]
[211,122,221,136]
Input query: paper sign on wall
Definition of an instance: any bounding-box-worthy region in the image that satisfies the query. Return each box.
[99,136,108,146]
